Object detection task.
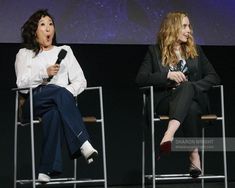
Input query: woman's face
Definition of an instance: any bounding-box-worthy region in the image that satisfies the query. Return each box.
[36,16,55,50]
[177,16,191,44]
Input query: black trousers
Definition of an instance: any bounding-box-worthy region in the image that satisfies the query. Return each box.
[156,82,205,137]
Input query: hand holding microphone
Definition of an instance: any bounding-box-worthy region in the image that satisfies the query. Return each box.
[47,49,67,81]
[47,64,60,77]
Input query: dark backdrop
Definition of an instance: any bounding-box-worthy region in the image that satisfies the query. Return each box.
[0,44,234,187]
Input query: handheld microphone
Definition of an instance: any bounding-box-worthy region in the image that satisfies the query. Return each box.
[55,49,67,64]
[46,49,67,82]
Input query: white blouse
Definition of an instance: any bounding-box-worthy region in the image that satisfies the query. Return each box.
[15,45,87,96]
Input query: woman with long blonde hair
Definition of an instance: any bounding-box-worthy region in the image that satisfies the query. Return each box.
[136,11,220,178]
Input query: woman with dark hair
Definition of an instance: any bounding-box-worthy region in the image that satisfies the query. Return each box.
[136,11,220,178]
[15,9,98,183]
[21,9,57,55]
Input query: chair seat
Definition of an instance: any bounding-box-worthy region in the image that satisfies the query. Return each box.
[82,116,97,123]
[201,114,218,120]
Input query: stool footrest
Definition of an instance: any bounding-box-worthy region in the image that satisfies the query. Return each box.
[145,174,225,181]
[17,178,105,185]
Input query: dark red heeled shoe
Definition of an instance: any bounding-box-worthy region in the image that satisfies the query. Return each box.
[157,141,172,160]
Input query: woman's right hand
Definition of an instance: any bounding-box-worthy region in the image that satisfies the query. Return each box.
[167,71,187,84]
[47,64,60,77]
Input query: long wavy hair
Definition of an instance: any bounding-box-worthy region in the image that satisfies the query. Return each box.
[21,9,57,56]
[157,11,198,66]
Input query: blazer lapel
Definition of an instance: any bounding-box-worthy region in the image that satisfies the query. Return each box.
[186,57,199,81]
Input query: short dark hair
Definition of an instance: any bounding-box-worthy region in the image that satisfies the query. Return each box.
[21,9,57,55]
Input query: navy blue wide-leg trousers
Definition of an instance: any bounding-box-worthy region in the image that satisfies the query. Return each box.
[22,84,89,174]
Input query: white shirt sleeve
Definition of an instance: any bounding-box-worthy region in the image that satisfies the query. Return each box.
[64,46,87,96]
[15,47,86,96]
[15,48,48,88]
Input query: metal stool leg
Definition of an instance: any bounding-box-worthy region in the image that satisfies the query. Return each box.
[220,85,228,188]
[142,92,147,188]
[14,91,19,188]
[73,159,77,188]
[99,87,107,188]
[29,88,36,188]
[150,86,156,188]
[142,140,145,188]
[201,127,205,188]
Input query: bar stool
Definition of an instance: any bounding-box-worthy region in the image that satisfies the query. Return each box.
[13,86,107,188]
[141,85,227,188]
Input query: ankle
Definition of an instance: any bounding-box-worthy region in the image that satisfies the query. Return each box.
[160,131,174,144]
[189,150,200,159]
[189,152,201,167]
[80,140,98,160]
[161,120,180,144]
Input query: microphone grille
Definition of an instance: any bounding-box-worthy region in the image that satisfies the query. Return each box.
[58,49,67,60]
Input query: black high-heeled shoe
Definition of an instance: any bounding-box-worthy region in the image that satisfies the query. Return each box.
[189,163,202,178]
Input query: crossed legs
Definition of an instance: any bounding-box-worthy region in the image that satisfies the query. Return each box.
[157,82,202,176]
[23,85,98,182]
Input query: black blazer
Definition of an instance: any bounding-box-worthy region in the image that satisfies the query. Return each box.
[136,44,221,112]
